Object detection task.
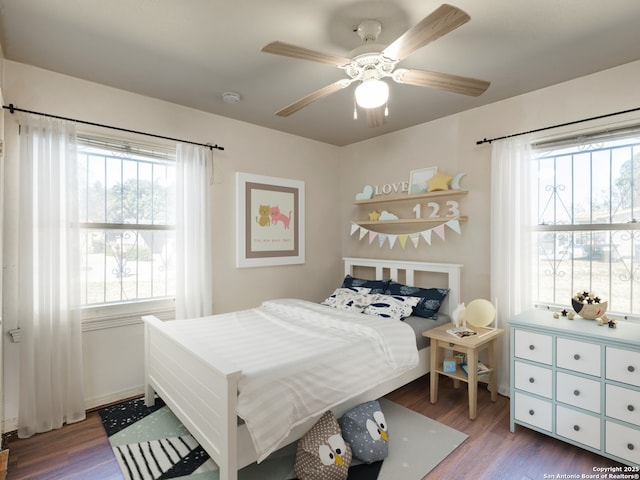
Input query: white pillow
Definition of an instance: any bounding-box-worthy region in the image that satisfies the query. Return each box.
[322,287,372,312]
[363,294,421,321]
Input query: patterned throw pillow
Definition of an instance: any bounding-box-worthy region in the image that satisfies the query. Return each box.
[339,400,388,463]
[363,294,421,321]
[341,275,390,294]
[384,281,450,319]
[322,287,372,312]
[294,411,352,480]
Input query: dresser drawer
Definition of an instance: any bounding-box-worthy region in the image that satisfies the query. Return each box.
[514,391,552,432]
[606,347,640,387]
[514,330,552,365]
[556,405,601,450]
[557,338,601,376]
[556,372,601,413]
[606,421,640,465]
[606,384,640,427]
[515,361,552,398]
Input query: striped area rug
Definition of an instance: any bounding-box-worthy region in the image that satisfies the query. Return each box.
[99,397,467,480]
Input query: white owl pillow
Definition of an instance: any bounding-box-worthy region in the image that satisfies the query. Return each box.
[294,410,352,480]
[339,400,389,463]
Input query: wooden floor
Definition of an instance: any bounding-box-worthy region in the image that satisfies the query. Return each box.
[5,375,625,480]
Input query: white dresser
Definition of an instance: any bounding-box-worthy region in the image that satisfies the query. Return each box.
[509,309,640,467]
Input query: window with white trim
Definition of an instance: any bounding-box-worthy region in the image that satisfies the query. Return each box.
[77,137,176,317]
[532,130,640,317]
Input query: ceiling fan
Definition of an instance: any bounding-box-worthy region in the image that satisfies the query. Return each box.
[261,3,490,127]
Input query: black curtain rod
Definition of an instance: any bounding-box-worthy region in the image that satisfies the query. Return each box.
[3,103,224,151]
[476,105,640,146]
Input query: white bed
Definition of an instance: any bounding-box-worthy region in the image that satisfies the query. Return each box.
[142,257,462,480]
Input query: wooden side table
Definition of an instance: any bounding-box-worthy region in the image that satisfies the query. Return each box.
[422,323,504,419]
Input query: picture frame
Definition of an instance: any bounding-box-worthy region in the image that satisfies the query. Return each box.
[408,167,438,195]
[236,172,305,268]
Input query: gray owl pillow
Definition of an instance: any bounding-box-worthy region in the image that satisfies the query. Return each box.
[339,400,388,463]
[294,410,352,480]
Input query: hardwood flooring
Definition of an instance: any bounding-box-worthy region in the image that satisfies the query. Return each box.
[5,375,625,479]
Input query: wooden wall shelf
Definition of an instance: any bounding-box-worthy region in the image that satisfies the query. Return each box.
[353,190,467,206]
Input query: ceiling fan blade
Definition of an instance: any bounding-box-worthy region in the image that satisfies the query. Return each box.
[276,80,353,117]
[393,68,490,96]
[262,41,352,67]
[383,4,470,61]
[366,106,387,128]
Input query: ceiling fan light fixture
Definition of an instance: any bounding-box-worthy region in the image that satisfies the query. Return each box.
[355,78,389,109]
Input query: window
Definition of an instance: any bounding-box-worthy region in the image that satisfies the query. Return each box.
[77,137,176,320]
[532,130,640,317]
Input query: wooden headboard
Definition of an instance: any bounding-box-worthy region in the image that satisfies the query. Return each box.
[343,257,462,317]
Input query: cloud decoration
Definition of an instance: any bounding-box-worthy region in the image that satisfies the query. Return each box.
[379,210,399,221]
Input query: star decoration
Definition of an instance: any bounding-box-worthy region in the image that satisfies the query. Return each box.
[427,172,453,192]
[368,210,381,221]
[561,309,568,316]
[594,296,601,303]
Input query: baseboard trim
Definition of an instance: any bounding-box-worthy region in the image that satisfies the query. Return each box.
[2,385,146,438]
[84,385,145,411]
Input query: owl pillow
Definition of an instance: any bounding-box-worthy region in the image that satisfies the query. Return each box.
[339,400,388,463]
[294,410,352,480]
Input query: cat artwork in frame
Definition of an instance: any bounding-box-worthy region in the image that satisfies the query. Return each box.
[236,172,305,267]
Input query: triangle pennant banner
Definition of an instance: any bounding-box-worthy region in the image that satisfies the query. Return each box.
[433,224,446,241]
[410,233,420,248]
[446,218,461,235]
[350,217,463,249]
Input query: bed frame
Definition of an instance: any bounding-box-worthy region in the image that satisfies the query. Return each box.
[143,257,462,480]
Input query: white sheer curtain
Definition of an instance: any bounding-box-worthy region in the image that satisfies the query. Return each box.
[17,116,85,438]
[490,136,535,396]
[175,143,213,319]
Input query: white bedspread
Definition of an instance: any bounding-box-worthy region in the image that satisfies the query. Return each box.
[162,299,418,462]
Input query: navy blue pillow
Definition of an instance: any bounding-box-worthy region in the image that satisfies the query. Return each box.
[384,281,449,319]
[341,275,389,294]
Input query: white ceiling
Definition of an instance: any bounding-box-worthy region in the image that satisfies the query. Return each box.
[1,0,640,146]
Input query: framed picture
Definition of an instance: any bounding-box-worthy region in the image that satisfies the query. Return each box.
[236,172,305,268]
[408,167,438,195]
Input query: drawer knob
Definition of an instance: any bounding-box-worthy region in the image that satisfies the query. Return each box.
[573,390,580,396]
[529,345,535,351]
[628,443,635,451]
[629,365,636,373]
[573,354,580,360]
[573,425,580,432]
[529,377,535,383]
[628,405,635,412]
[529,409,535,416]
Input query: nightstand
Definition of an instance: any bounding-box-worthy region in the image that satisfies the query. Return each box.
[423,323,504,419]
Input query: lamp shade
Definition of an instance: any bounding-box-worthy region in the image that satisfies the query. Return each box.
[355,79,389,109]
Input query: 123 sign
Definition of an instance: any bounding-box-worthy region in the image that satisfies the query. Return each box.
[413,200,460,219]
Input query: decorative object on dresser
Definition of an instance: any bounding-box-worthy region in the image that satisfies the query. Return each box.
[509,309,640,467]
[571,290,611,325]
